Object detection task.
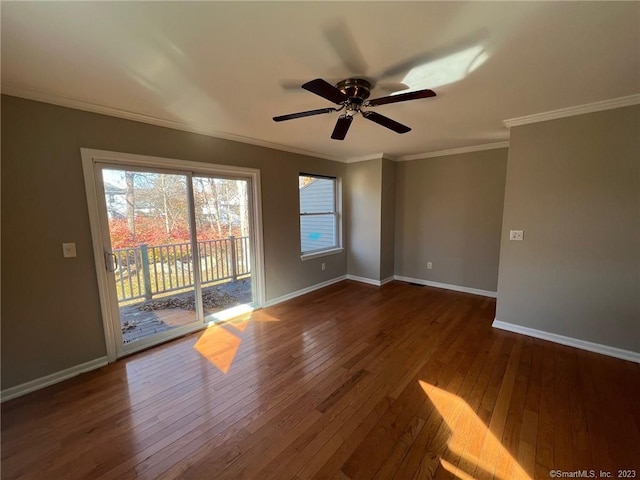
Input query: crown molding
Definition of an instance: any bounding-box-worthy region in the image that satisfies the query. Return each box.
[1,83,344,163]
[396,141,510,161]
[344,152,398,164]
[504,94,640,128]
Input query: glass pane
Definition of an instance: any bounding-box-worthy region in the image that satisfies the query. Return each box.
[193,176,253,322]
[102,169,197,345]
[300,214,336,253]
[299,176,335,214]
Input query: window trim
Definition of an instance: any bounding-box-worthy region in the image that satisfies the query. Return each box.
[300,247,344,261]
[299,173,342,259]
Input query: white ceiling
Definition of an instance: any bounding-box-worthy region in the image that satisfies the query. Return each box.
[2,2,639,162]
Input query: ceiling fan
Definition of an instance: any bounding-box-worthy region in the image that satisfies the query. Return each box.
[273,78,436,140]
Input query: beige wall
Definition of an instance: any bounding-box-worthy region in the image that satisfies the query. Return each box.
[496,106,640,353]
[345,159,382,280]
[394,149,508,292]
[380,159,396,280]
[1,95,346,389]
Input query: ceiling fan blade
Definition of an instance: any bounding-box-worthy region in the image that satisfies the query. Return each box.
[280,78,340,92]
[362,111,411,134]
[366,88,436,107]
[302,78,349,104]
[374,30,489,81]
[376,82,410,94]
[323,21,368,75]
[280,79,310,91]
[331,115,354,140]
[273,107,336,122]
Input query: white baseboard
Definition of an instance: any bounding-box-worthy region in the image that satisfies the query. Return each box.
[346,274,394,286]
[264,275,347,307]
[394,275,497,298]
[492,320,640,364]
[1,356,109,403]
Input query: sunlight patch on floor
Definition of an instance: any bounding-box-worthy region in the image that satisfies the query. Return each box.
[208,304,254,323]
[194,325,241,374]
[419,380,531,480]
[250,310,281,322]
[195,306,282,373]
[440,458,476,480]
[226,315,251,332]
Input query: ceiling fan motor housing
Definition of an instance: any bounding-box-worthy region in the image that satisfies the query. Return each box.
[336,78,371,105]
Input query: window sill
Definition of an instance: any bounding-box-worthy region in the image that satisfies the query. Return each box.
[300,248,344,261]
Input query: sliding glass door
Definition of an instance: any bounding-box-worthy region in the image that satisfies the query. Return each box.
[192,176,252,323]
[100,167,200,348]
[86,153,260,359]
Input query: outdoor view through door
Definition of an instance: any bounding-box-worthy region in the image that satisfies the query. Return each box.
[102,168,252,346]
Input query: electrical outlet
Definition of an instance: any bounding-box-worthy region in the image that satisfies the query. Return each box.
[62,242,77,258]
[427,261,433,270]
[321,262,326,271]
[509,230,524,241]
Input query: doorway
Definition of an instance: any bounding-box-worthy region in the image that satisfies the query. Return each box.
[82,149,264,360]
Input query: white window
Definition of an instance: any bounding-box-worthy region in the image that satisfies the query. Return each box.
[299,174,341,258]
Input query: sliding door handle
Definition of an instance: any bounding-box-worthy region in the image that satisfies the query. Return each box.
[104,252,118,272]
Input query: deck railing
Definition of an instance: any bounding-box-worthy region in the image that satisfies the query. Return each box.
[113,236,250,304]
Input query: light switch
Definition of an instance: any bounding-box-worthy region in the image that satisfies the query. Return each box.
[509,230,524,241]
[62,242,77,258]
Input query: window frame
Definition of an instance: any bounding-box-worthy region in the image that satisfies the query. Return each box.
[299,173,343,260]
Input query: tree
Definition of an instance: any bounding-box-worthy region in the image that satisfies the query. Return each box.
[125,172,136,238]
[108,172,250,249]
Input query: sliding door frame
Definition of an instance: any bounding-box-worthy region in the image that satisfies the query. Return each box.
[81,148,265,362]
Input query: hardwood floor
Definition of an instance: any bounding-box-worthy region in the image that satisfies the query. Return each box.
[2,280,639,479]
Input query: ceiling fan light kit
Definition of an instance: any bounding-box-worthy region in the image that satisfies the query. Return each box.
[273,77,436,140]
